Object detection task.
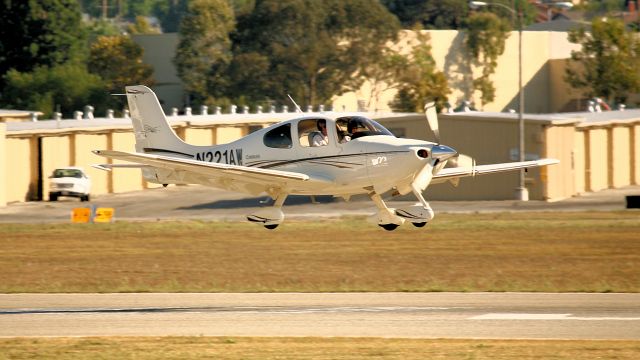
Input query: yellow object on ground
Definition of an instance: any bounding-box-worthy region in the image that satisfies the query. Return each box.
[94,208,114,223]
[71,208,91,223]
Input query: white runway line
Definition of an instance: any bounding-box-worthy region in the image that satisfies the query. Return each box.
[471,313,640,321]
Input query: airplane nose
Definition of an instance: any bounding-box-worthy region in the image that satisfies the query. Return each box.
[431,144,458,162]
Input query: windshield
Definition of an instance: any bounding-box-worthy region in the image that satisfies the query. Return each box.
[52,169,83,178]
[336,116,394,140]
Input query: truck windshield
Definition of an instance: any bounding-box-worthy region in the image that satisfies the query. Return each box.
[53,169,83,178]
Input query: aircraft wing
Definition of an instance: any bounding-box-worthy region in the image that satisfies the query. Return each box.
[93,150,332,193]
[433,158,559,182]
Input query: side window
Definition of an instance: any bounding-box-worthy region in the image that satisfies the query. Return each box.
[298,119,328,147]
[263,124,292,149]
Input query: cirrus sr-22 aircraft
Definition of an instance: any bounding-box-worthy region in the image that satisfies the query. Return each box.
[93,85,558,230]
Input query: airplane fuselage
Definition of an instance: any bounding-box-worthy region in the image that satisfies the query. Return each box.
[147,115,439,197]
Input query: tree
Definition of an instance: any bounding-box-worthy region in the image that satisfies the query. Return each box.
[464,12,510,108]
[88,35,155,110]
[0,0,86,91]
[80,0,163,19]
[153,0,189,33]
[227,0,400,106]
[382,0,468,29]
[86,19,122,43]
[581,0,625,19]
[126,16,161,34]
[3,63,108,118]
[174,0,235,106]
[389,31,450,112]
[361,47,409,111]
[566,17,640,104]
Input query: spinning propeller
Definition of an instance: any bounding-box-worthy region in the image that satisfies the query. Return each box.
[423,102,475,173]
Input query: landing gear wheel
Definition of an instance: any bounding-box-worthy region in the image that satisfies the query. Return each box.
[379,223,399,231]
[264,224,279,230]
[412,222,427,228]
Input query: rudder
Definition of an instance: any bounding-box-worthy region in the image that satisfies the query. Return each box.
[125,85,190,154]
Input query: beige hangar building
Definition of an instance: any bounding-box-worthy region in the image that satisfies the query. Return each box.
[0,109,638,207]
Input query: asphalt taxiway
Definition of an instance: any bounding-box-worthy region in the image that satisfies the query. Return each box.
[1,184,638,223]
[1,293,639,339]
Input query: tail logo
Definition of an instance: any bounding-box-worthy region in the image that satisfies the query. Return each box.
[135,124,159,140]
[143,124,159,134]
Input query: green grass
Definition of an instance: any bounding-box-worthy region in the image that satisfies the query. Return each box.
[0,211,639,293]
[1,337,639,360]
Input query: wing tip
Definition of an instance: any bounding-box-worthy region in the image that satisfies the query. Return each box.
[538,158,560,166]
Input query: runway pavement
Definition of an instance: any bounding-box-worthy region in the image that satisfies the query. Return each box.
[1,184,639,223]
[1,293,639,339]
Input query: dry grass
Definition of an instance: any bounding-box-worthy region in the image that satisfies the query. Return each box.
[0,211,638,293]
[1,337,639,359]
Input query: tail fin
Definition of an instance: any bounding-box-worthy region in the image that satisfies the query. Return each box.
[126,85,189,154]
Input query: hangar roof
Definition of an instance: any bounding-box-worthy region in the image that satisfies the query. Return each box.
[441,109,640,127]
[4,111,410,134]
[0,109,44,121]
[5,109,638,135]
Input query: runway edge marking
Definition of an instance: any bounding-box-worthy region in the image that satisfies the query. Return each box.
[471,313,640,321]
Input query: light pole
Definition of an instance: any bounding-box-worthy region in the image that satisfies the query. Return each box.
[469,1,527,201]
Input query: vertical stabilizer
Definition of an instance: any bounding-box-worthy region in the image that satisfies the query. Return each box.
[126,85,189,154]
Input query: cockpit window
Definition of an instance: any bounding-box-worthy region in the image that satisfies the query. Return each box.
[263,123,292,149]
[336,116,394,140]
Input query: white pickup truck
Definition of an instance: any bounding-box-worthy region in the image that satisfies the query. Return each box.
[48,167,91,202]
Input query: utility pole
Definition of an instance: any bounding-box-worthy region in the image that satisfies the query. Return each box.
[102,0,108,19]
[516,7,528,201]
[469,1,528,200]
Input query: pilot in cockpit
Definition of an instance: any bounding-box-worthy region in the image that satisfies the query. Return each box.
[311,119,328,146]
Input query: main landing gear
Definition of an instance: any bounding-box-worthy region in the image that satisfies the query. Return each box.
[246,193,287,230]
[246,188,435,231]
[368,185,434,231]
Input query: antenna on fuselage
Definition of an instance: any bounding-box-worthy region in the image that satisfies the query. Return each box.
[287,94,303,113]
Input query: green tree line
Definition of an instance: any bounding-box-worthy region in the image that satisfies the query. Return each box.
[1,0,636,118]
[0,0,154,118]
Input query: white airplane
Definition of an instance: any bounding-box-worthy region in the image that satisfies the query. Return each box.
[93,85,558,230]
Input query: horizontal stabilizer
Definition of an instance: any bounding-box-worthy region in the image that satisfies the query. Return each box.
[91,163,149,172]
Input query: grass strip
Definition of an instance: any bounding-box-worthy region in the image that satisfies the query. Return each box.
[0,211,638,293]
[0,337,639,359]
